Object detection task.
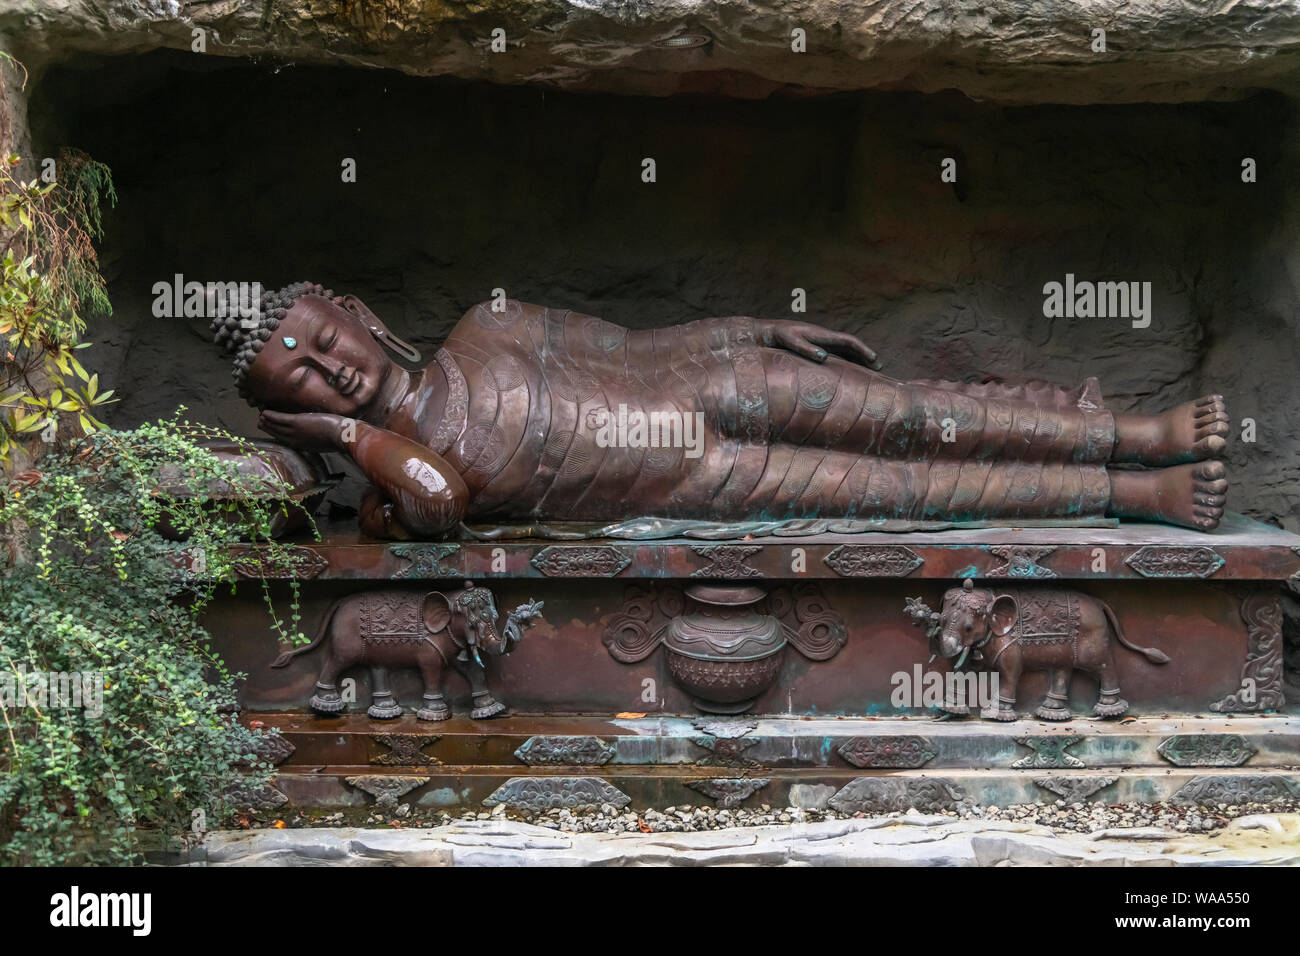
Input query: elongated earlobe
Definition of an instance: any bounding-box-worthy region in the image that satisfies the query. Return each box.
[338,294,423,364]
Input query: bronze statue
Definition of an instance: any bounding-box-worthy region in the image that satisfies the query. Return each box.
[906,579,1171,720]
[269,583,544,720]
[213,282,1230,538]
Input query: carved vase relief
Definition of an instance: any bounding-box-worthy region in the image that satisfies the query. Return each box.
[603,582,847,713]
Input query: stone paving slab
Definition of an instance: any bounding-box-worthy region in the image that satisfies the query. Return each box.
[198,813,1300,867]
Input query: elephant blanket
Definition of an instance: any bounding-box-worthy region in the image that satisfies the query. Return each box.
[359,592,424,643]
[1000,589,1080,647]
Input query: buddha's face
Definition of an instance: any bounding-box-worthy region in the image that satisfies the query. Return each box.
[245,294,391,416]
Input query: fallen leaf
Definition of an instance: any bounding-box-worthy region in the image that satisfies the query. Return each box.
[637,816,651,833]
[249,720,265,729]
[272,819,286,829]
[616,712,646,719]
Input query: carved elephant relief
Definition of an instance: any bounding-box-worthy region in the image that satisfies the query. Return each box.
[906,579,1170,720]
[271,582,543,720]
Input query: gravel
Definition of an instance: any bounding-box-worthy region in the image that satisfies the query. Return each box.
[268,797,1300,835]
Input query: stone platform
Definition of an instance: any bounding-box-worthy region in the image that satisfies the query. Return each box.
[241,714,1300,813]
[198,815,1300,867]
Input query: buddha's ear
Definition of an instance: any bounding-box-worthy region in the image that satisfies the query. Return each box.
[337,294,422,364]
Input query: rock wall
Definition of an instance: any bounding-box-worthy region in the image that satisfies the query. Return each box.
[18,49,1300,530]
[5,0,1300,104]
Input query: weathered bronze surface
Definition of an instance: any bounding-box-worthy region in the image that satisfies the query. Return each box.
[214,284,1232,535]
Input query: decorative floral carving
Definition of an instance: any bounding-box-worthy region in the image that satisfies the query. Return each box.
[824,545,923,577]
[602,585,675,663]
[1156,734,1257,767]
[239,731,295,768]
[371,734,442,767]
[482,777,630,810]
[986,546,1057,579]
[1013,735,1085,769]
[828,778,966,814]
[232,546,328,580]
[223,783,288,811]
[1125,546,1225,579]
[692,717,757,739]
[390,543,460,579]
[837,735,937,769]
[690,545,762,578]
[345,775,429,809]
[769,583,849,661]
[1033,776,1117,802]
[432,349,469,454]
[690,735,760,768]
[1212,592,1285,713]
[514,736,617,766]
[687,777,770,809]
[531,545,631,577]
[1171,775,1300,806]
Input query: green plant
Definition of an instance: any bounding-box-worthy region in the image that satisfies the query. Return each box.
[0,416,311,865]
[0,148,118,462]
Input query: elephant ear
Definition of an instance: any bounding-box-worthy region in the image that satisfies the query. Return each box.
[988,594,1018,637]
[422,592,453,633]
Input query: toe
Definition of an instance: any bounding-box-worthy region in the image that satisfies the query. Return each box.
[1194,435,1228,457]
[1196,460,1226,480]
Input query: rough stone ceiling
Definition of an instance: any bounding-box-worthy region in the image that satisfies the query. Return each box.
[3,0,1300,104]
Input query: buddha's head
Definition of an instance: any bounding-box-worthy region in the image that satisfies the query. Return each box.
[213,282,419,416]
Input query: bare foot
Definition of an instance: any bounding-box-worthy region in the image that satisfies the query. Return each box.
[1109,460,1228,530]
[1113,395,1229,466]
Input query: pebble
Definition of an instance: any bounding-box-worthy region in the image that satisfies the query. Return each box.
[276,797,1300,836]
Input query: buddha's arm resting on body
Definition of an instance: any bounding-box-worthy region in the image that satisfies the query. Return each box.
[259,410,467,538]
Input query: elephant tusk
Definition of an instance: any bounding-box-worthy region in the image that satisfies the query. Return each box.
[927,653,936,665]
[954,647,970,670]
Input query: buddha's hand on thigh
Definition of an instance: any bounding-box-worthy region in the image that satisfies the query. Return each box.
[258,410,351,451]
[756,319,882,369]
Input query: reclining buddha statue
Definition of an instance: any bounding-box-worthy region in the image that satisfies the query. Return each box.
[212,282,1230,540]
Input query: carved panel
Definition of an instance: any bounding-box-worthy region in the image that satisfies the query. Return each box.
[1157,734,1258,767]
[1033,776,1117,802]
[828,778,966,814]
[532,545,630,577]
[390,544,460,579]
[223,784,289,811]
[837,735,937,769]
[1211,592,1285,713]
[1012,735,1085,769]
[232,546,328,580]
[482,777,631,810]
[691,545,762,578]
[691,735,760,768]
[515,736,617,766]
[768,583,849,661]
[345,775,429,809]
[371,734,442,767]
[1171,775,1300,806]
[692,717,757,739]
[239,731,295,768]
[686,777,770,809]
[824,545,923,578]
[1125,546,1225,579]
[986,546,1057,579]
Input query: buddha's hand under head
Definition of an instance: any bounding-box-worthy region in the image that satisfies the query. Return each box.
[756,319,882,370]
[258,410,352,452]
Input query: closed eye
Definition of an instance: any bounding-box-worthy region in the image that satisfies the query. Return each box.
[319,328,338,352]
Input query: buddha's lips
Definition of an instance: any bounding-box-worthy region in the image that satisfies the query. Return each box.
[334,368,360,395]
